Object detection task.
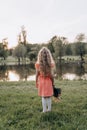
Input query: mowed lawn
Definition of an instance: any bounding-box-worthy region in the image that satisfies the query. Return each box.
[0,80,87,130]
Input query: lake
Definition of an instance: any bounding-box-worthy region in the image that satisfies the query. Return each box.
[0,63,87,81]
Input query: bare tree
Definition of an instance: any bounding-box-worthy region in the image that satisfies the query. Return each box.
[21,25,27,45]
[17,26,27,45]
[75,33,85,42]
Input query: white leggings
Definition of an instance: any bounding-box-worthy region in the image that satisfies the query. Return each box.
[42,97,52,112]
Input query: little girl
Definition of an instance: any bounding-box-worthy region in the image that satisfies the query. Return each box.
[35,47,55,112]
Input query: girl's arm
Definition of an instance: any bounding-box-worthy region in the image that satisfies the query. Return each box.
[36,70,39,88]
[50,74,55,87]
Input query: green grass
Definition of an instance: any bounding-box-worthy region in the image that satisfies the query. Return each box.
[0,80,87,130]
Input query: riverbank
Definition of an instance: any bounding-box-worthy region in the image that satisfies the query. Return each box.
[0,55,87,65]
[0,80,87,130]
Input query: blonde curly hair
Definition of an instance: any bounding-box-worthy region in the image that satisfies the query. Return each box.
[37,47,55,76]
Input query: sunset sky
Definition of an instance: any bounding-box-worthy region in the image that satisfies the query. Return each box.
[0,0,87,48]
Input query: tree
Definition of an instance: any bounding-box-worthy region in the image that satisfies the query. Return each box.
[27,51,37,61]
[49,36,65,62]
[65,44,72,55]
[26,43,38,61]
[47,42,55,58]
[75,33,85,42]
[75,33,86,61]
[18,26,27,45]
[0,42,8,60]
[21,25,27,45]
[13,44,27,64]
[56,38,65,62]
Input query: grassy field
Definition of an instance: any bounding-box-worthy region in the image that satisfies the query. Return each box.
[0,80,87,130]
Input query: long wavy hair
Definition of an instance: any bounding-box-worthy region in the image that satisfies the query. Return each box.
[37,47,55,76]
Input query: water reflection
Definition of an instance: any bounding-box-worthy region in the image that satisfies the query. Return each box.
[7,71,36,81]
[0,64,35,81]
[27,75,36,81]
[0,63,87,81]
[62,73,79,80]
[62,73,87,80]
[56,62,87,80]
[8,71,20,81]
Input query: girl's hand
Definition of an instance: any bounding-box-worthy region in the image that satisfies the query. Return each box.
[36,82,38,88]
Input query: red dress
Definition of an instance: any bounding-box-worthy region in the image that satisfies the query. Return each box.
[35,63,54,97]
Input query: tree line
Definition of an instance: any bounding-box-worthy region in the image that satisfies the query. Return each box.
[0,26,87,64]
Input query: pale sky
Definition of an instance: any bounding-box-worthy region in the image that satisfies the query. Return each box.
[0,0,87,48]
